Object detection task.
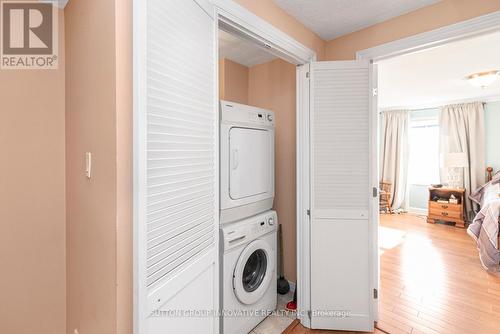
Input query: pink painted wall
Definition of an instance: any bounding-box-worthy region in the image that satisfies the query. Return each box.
[219,58,249,104]
[248,59,297,282]
[65,0,132,333]
[0,7,66,334]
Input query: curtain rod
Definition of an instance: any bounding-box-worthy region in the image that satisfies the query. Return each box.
[379,96,500,113]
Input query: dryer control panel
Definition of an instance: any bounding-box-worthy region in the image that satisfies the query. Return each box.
[220,100,275,127]
[221,210,277,252]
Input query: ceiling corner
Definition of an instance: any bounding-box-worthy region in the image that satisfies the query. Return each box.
[44,0,69,9]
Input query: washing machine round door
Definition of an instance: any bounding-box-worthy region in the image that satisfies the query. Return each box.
[233,239,274,305]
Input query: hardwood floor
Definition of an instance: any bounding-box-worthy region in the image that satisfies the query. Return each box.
[283,319,387,334]
[284,213,500,334]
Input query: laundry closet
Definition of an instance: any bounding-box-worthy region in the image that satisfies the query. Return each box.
[217,27,297,334]
[133,1,377,332]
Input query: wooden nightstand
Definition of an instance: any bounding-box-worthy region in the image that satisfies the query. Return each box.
[427,187,466,228]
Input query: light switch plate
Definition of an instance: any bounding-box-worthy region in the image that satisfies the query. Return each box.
[85,152,92,179]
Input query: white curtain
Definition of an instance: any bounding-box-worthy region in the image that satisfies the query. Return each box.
[439,102,485,220]
[380,110,409,211]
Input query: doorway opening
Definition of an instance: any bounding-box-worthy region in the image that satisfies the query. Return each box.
[217,19,304,333]
[375,29,500,333]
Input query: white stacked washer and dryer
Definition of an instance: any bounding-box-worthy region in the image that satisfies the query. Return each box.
[219,100,277,334]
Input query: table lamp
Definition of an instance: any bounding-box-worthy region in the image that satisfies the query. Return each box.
[441,152,469,188]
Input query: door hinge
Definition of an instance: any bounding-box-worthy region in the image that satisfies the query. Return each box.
[306,209,311,216]
[307,310,311,319]
[372,87,378,96]
[373,288,378,299]
[373,187,378,198]
[306,72,310,78]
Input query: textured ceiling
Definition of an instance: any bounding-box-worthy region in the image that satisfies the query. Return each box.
[273,0,440,40]
[218,29,277,67]
[378,31,500,108]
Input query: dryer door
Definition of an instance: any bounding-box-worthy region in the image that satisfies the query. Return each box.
[229,127,272,200]
[233,239,275,305]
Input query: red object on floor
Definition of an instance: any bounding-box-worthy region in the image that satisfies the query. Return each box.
[285,300,297,311]
[285,288,297,311]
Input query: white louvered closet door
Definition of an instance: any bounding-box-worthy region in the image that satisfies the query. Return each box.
[134,0,218,333]
[309,61,377,331]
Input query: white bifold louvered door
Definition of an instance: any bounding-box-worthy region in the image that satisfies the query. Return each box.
[309,60,378,331]
[134,0,218,333]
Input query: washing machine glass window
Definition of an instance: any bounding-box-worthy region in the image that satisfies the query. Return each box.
[233,239,274,305]
[242,249,267,292]
[229,127,271,200]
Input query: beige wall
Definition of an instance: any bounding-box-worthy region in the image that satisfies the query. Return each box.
[0,7,66,334]
[219,58,249,104]
[325,0,500,60]
[248,59,297,282]
[65,0,132,334]
[234,0,326,60]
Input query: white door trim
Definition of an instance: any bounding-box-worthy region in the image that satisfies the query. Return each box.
[357,10,500,61]
[296,63,311,328]
[369,63,379,322]
[355,8,500,327]
[211,0,315,65]
[211,0,316,328]
[133,0,147,332]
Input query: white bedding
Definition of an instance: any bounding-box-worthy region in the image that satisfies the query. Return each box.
[467,178,500,272]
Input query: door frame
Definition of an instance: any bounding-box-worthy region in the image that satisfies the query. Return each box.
[297,9,500,330]
[212,0,315,65]
[357,11,500,62]
[211,0,316,328]
[354,9,500,327]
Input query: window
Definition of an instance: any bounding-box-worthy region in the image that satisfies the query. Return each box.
[408,118,440,185]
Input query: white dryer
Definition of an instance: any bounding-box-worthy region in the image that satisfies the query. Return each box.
[220,100,275,224]
[220,211,277,334]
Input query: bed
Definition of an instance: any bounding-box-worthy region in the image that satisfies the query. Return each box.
[467,167,500,271]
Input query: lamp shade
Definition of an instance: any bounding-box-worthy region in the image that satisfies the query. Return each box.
[441,152,469,168]
[466,70,499,88]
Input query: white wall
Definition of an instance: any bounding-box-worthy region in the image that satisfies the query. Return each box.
[485,101,500,172]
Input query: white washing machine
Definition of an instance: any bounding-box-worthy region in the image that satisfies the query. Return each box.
[220,100,275,224]
[220,211,277,334]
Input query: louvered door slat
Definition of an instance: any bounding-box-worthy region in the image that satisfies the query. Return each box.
[313,65,369,216]
[145,0,215,291]
[310,60,375,332]
[146,0,216,288]
[135,0,217,332]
